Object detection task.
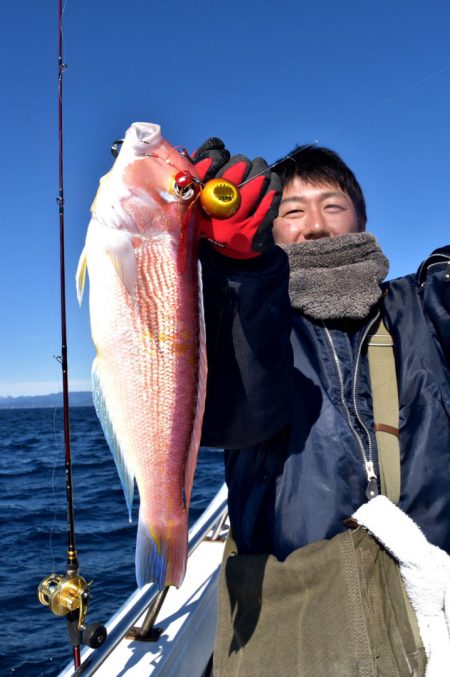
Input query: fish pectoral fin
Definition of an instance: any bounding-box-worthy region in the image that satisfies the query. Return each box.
[76,246,88,305]
[92,359,135,519]
[106,232,138,299]
[90,171,112,216]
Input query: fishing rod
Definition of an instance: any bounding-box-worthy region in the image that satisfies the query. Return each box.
[37,1,106,670]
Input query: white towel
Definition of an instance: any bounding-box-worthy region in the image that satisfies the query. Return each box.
[353,496,450,677]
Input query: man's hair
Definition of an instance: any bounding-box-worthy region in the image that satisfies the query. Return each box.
[274,144,367,229]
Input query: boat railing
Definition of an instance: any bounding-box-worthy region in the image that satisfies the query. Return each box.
[58,483,228,676]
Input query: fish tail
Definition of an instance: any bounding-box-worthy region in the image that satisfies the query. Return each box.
[135,507,188,589]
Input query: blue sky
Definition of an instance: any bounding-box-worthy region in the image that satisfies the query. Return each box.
[1,0,450,396]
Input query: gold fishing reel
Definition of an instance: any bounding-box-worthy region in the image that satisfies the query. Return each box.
[38,573,92,629]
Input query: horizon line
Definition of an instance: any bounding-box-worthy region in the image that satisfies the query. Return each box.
[0,379,92,398]
[0,389,93,400]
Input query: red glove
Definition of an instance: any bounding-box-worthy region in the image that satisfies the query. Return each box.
[192,139,281,259]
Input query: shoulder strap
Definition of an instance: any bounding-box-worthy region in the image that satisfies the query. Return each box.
[367,316,401,505]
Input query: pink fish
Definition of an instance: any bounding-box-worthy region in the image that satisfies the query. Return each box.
[76,122,207,588]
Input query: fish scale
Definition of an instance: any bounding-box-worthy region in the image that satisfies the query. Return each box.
[135,240,199,506]
[76,122,206,588]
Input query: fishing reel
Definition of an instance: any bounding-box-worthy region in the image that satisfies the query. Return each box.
[38,573,107,649]
[172,171,241,219]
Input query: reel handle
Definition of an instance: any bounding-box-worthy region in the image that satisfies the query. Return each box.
[66,613,107,649]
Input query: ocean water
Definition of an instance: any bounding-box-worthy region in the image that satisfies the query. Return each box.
[0,407,224,676]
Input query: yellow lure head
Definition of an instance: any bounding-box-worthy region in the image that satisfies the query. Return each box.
[200,178,241,219]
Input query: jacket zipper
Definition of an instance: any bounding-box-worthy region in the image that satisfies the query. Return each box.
[323,315,379,500]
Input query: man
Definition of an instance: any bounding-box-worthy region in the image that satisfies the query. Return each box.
[193,141,450,675]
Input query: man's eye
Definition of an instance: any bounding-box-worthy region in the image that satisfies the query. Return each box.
[325,204,345,211]
[284,209,303,217]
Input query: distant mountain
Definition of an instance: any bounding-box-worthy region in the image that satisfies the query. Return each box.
[0,391,93,409]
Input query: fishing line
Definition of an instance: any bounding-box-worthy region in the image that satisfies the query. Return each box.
[61,0,69,57]
[238,140,319,187]
[319,62,450,141]
[238,61,450,187]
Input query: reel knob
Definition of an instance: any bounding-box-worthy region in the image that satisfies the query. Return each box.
[82,622,108,648]
[200,178,241,219]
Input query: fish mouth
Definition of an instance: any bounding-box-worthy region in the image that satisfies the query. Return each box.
[130,122,162,152]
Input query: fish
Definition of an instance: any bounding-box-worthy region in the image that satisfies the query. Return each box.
[76,122,207,588]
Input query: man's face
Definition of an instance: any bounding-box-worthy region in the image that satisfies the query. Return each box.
[273,177,361,244]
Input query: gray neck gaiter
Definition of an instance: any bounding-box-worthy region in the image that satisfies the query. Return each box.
[279,232,389,320]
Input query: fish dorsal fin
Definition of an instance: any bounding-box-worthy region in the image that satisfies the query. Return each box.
[92,359,135,519]
[76,246,88,305]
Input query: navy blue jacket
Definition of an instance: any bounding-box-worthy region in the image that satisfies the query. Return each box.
[200,242,450,559]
